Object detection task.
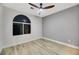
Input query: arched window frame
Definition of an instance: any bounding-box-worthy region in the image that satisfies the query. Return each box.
[13,14,31,36]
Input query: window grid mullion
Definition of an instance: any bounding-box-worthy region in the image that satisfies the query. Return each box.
[13,21,30,24]
[23,23,24,34]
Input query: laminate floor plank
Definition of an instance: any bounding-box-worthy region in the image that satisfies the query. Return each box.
[1,39,79,55]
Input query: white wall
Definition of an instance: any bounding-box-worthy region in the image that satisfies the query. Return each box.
[2,7,42,48]
[0,5,3,48]
[43,5,79,47]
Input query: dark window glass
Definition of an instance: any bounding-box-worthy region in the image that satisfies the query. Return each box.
[13,15,31,23]
[13,23,23,35]
[24,24,31,34]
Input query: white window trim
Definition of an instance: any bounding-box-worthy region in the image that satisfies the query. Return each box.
[13,21,31,24]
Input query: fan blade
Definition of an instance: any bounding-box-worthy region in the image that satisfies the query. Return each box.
[28,3,39,8]
[43,5,55,9]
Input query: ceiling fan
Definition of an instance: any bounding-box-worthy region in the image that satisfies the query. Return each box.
[28,3,55,9]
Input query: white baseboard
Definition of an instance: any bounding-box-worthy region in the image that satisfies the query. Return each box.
[0,48,2,54]
[42,37,79,49]
[1,37,79,52]
[1,37,41,49]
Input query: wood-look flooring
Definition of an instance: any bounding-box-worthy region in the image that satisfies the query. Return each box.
[1,39,79,55]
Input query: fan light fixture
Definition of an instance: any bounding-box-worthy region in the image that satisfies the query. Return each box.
[38,9,43,15]
[39,9,43,12]
[28,3,55,15]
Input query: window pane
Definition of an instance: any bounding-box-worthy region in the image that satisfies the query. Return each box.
[13,23,23,35]
[24,24,31,34]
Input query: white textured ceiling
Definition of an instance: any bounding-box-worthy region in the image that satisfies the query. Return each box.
[2,3,78,17]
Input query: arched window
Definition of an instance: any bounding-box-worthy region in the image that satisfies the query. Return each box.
[13,15,31,36]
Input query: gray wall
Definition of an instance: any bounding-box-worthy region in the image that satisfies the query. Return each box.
[43,5,79,47]
[2,7,42,48]
[0,5,3,48]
